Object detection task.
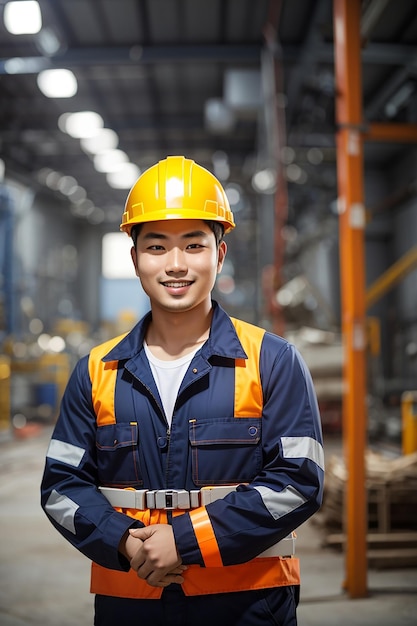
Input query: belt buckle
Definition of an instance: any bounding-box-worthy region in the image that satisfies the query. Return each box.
[154,489,191,510]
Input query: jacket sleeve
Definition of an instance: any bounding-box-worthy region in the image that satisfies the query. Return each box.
[172,336,325,567]
[40,356,139,571]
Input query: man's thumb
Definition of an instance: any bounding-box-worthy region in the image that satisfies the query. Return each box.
[129,526,151,539]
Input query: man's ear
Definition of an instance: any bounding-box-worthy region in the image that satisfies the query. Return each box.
[217,240,227,274]
[130,246,140,277]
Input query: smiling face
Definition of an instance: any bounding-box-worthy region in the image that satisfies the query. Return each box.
[131,219,227,315]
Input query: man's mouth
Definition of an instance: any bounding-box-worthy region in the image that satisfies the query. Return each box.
[162,281,193,288]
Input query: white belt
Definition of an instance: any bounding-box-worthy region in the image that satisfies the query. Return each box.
[99,485,241,510]
[99,485,296,557]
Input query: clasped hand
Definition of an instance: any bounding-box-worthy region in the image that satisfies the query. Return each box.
[125,524,187,588]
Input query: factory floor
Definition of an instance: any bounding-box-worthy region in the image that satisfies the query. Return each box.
[0,426,416,626]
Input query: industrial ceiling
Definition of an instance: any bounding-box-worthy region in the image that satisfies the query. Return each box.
[0,0,417,229]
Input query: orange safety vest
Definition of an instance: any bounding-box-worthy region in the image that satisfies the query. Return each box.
[89,318,300,598]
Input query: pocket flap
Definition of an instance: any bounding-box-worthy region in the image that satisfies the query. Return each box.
[96,422,138,450]
[189,418,261,446]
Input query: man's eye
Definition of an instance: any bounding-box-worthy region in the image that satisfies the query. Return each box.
[147,245,164,251]
[187,243,203,249]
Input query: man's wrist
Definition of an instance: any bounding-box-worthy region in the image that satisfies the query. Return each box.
[118,528,131,559]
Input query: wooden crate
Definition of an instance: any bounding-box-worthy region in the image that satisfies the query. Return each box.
[325,531,417,569]
[318,450,417,568]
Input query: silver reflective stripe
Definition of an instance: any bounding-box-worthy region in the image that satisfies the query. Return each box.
[45,489,79,535]
[46,439,85,468]
[281,436,325,471]
[254,485,307,520]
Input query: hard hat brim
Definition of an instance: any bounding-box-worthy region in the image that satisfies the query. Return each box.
[120,208,235,235]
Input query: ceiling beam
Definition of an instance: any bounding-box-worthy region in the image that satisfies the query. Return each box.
[1,42,416,75]
[364,50,417,120]
[0,44,262,75]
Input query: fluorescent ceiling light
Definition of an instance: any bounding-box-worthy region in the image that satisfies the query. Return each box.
[4,56,46,74]
[35,27,62,56]
[204,98,235,133]
[59,111,104,138]
[45,170,63,190]
[68,186,87,203]
[251,168,276,194]
[80,128,119,154]
[225,183,242,207]
[4,1,42,35]
[57,175,78,195]
[94,150,129,173]
[37,69,78,98]
[106,163,140,189]
[71,199,95,218]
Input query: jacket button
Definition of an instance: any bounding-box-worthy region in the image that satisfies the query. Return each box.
[248,426,258,437]
[157,436,167,448]
[192,368,198,373]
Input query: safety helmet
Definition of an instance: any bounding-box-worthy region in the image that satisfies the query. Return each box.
[120,155,235,236]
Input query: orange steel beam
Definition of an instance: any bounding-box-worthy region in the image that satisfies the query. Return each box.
[402,391,417,455]
[366,246,417,309]
[333,0,368,598]
[364,123,417,143]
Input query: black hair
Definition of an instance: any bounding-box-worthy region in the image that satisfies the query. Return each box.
[130,220,224,248]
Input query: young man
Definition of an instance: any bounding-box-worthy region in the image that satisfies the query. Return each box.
[41,156,324,626]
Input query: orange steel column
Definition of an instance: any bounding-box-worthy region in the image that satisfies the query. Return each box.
[333,0,368,598]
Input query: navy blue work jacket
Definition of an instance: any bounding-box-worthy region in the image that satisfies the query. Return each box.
[41,302,324,571]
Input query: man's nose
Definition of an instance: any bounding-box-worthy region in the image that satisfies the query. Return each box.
[166,247,187,273]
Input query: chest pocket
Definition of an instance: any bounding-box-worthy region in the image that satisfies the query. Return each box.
[96,422,143,487]
[189,418,262,486]
[89,336,144,487]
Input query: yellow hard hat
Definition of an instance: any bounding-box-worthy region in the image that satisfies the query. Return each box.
[120,155,235,235]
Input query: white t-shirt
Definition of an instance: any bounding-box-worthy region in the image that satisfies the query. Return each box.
[144,342,200,426]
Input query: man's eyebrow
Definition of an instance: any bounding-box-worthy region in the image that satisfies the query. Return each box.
[142,232,167,240]
[141,230,208,240]
[182,230,209,239]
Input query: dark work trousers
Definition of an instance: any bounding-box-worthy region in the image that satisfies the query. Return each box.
[94,584,299,626]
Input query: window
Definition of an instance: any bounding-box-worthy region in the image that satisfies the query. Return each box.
[102,233,135,279]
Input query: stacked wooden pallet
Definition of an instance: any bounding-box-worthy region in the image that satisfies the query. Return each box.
[318,449,417,568]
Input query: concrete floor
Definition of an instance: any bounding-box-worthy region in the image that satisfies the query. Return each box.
[0,427,416,626]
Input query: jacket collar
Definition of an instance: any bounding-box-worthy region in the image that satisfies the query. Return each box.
[102,301,247,362]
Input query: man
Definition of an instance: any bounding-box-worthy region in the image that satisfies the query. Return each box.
[41,155,324,626]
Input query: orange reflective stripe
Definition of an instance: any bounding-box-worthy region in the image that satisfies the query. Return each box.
[230,318,265,418]
[89,334,127,426]
[189,508,223,567]
[182,556,300,596]
[91,562,163,599]
[91,557,300,599]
